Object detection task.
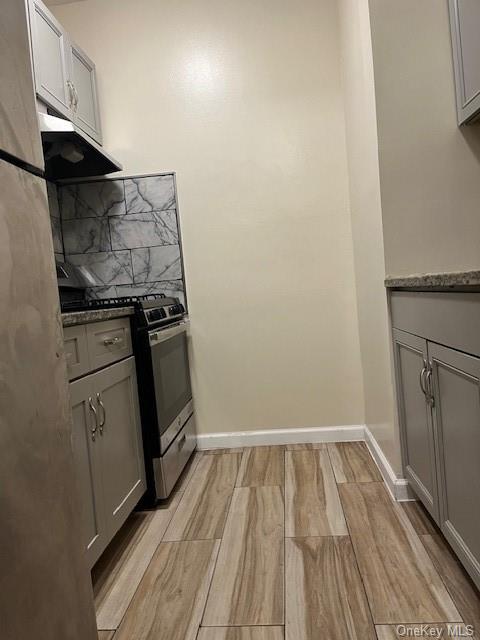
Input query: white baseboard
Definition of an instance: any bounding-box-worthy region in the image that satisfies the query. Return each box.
[196,424,365,451]
[364,426,413,501]
[196,423,412,502]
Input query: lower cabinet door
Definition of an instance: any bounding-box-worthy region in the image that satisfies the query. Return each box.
[70,375,107,568]
[393,329,439,521]
[429,343,480,590]
[93,357,146,539]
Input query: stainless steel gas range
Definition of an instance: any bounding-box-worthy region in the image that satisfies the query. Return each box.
[132,296,196,504]
[58,267,196,504]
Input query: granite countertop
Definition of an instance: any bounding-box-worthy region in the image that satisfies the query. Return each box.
[385,270,480,290]
[62,306,134,327]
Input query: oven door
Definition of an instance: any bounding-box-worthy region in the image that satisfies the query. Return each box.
[149,321,193,452]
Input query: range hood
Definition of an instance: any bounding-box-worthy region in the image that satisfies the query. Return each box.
[39,112,122,180]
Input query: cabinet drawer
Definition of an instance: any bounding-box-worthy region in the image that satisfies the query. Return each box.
[86,318,132,370]
[391,291,480,358]
[63,325,89,381]
[154,414,197,499]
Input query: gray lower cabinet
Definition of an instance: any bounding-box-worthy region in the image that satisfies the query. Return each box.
[93,358,145,539]
[391,291,480,590]
[70,374,107,567]
[70,356,146,568]
[392,329,439,521]
[429,343,480,587]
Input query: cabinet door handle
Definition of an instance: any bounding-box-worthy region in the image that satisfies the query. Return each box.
[419,359,428,397]
[96,392,106,433]
[426,367,435,407]
[178,434,186,451]
[73,84,79,111]
[88,396,98,441]
[67,80,74,109]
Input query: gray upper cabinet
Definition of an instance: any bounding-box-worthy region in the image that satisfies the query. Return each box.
[429,343,480,588]
[392,329,439,522]
[0,0,44,169]
[448,0,480,124]
[28,0,71,118]
[28,0,103,143]
[69,42,102,143]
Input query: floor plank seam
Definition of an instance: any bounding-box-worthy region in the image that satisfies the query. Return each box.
[97,491,187,632]
[196,494,229,632]
[329,444,379,633]
[418,533,479,628]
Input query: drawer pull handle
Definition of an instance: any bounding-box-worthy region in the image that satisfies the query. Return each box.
[178,434,186,451]
[104,336,123,346]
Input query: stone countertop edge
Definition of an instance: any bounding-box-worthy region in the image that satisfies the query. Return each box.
[385,270,480,289]
[62,306,135,327]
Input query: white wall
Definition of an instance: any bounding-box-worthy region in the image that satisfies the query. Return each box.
[369,0,480,277]
[54,0,365,435]
[338,0,401,472]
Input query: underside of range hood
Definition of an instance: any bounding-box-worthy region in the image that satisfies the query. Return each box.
[39,113,122,180]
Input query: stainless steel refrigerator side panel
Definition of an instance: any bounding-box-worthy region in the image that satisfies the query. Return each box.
[0,0,44,170]
[0,164,97,638]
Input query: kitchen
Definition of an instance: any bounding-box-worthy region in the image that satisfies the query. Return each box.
[1,0,479,639]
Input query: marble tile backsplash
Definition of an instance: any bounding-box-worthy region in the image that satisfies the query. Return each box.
[47,182,64,262]
[54,173,186,306]
[60,180,126,218]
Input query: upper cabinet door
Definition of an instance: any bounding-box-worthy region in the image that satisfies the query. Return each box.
[29,0,72,119]
[69,42,103,144]
[0,0,44,169]
[392,328,440,522]
[448,0,480,124]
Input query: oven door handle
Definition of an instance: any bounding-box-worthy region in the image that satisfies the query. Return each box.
[149,321,189,346]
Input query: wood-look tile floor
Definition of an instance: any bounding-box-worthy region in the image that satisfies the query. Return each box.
[92,442,480,640]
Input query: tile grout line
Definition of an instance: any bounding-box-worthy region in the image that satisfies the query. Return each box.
[235,447,247,488]
[326,445,379,640]
[194,539,222,639]
[104,462,200,634]
[416,533,471,627]
[197,505,236,631]
[334,445,464,630]
[195,452,244,634]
